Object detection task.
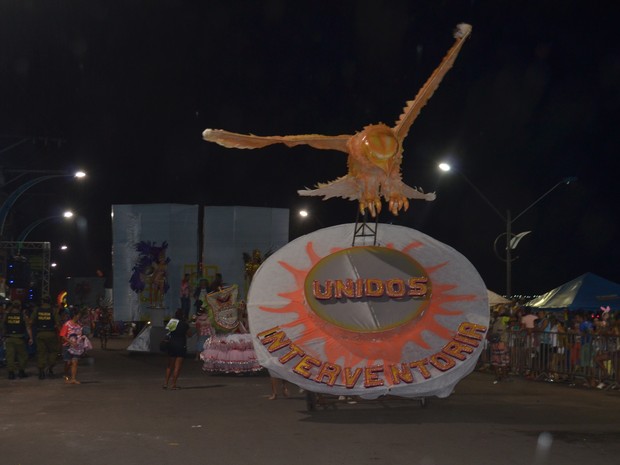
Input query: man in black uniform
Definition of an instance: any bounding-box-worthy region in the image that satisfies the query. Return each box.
[3,300,33,379]
[30,296,61,379]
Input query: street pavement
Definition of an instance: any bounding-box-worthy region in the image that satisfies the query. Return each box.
[1,334,620,465]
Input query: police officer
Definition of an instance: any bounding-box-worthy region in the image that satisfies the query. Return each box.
[30,296,61,379]
[3,300,33,379]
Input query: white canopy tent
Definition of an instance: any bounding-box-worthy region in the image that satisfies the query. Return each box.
[487,290,511,306]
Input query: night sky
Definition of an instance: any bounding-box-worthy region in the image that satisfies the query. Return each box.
[1,1,619,297]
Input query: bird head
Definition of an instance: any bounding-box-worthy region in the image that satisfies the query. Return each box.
[360,124,399,173]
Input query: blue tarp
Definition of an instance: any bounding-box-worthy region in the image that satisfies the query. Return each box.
[527,273,620,311]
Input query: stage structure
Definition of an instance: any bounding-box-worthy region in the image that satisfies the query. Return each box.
[0,241,51,302]
[112,204,289,325]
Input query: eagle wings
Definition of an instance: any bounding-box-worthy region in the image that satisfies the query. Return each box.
[203,24,472,216]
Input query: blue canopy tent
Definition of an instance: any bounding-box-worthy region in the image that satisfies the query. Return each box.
[526,273,620,311]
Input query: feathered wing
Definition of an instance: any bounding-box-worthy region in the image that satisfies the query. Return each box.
[298,175,436,203]
[400,183,437,201]
[202,129,351,153]
[393,23,472,141]
[298,175,360,201]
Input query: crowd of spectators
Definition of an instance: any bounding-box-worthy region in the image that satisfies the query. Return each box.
[4,296,618,392]
[486,304,620,389]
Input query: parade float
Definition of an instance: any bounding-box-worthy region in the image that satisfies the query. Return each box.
[200,284,262,374]
[202,24,489,408]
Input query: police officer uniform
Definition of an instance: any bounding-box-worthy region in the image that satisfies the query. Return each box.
[3,300,33,379]
[30,297,61,379]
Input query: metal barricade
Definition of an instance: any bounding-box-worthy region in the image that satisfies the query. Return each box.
[479,331,620,390]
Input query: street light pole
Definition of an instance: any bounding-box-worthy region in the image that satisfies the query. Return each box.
[505,209,512,298]
[17,210,74,243]
[0,171,85,238]
[439,162,576,297]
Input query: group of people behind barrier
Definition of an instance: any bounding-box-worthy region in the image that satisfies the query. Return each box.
[483,306,620,389]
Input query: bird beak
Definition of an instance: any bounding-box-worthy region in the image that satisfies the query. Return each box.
[373,157,393,174]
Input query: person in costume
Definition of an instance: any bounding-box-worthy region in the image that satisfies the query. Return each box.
[30,296,61,379]
[3,300,34,379]
[200,288,261,374]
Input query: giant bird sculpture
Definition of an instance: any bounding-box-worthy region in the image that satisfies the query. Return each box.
[203,24,472,217]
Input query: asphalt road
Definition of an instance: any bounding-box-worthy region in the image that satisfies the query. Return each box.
[1,335,619,465]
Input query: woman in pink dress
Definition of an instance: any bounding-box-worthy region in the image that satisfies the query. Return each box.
[59,308,87,384]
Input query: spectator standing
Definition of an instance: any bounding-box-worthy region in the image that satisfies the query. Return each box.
[193,279,210,318]
[607,319,620,388]
[97,306,113,349]
[575,312,596,386]
[180,273,191,319]
[507,315,525,374]
[489,313,510,384]
[22,301,36,358]
[593,312,618,388]
[80,307,92,336]
[2,300,33,379]
[521,309,538,332]
[59,305,71,324]
[30,296,61,379]
[536,311,552,378]
[209,273,224,292]
[0,300,7,365]
[163,309,192,390]
[520,308,538,377]
[548,316,567,381]
[59,308,86,384]
[92,307,101,337]
[567,316,582,379]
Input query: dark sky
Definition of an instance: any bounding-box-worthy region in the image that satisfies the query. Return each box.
[1,1,619,297]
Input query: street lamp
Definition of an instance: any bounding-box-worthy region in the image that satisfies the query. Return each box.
[17,210,75,243]
[439,162,576,297]
[0,170,86,238]
[291,207,325,241]
[298,208,324,227]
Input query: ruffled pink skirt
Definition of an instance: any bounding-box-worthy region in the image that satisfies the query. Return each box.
[200,333,262,374]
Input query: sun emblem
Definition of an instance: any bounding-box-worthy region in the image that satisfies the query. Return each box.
[248,224,489,398]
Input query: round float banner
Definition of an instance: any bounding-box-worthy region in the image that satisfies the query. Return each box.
[248,224,489,399]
